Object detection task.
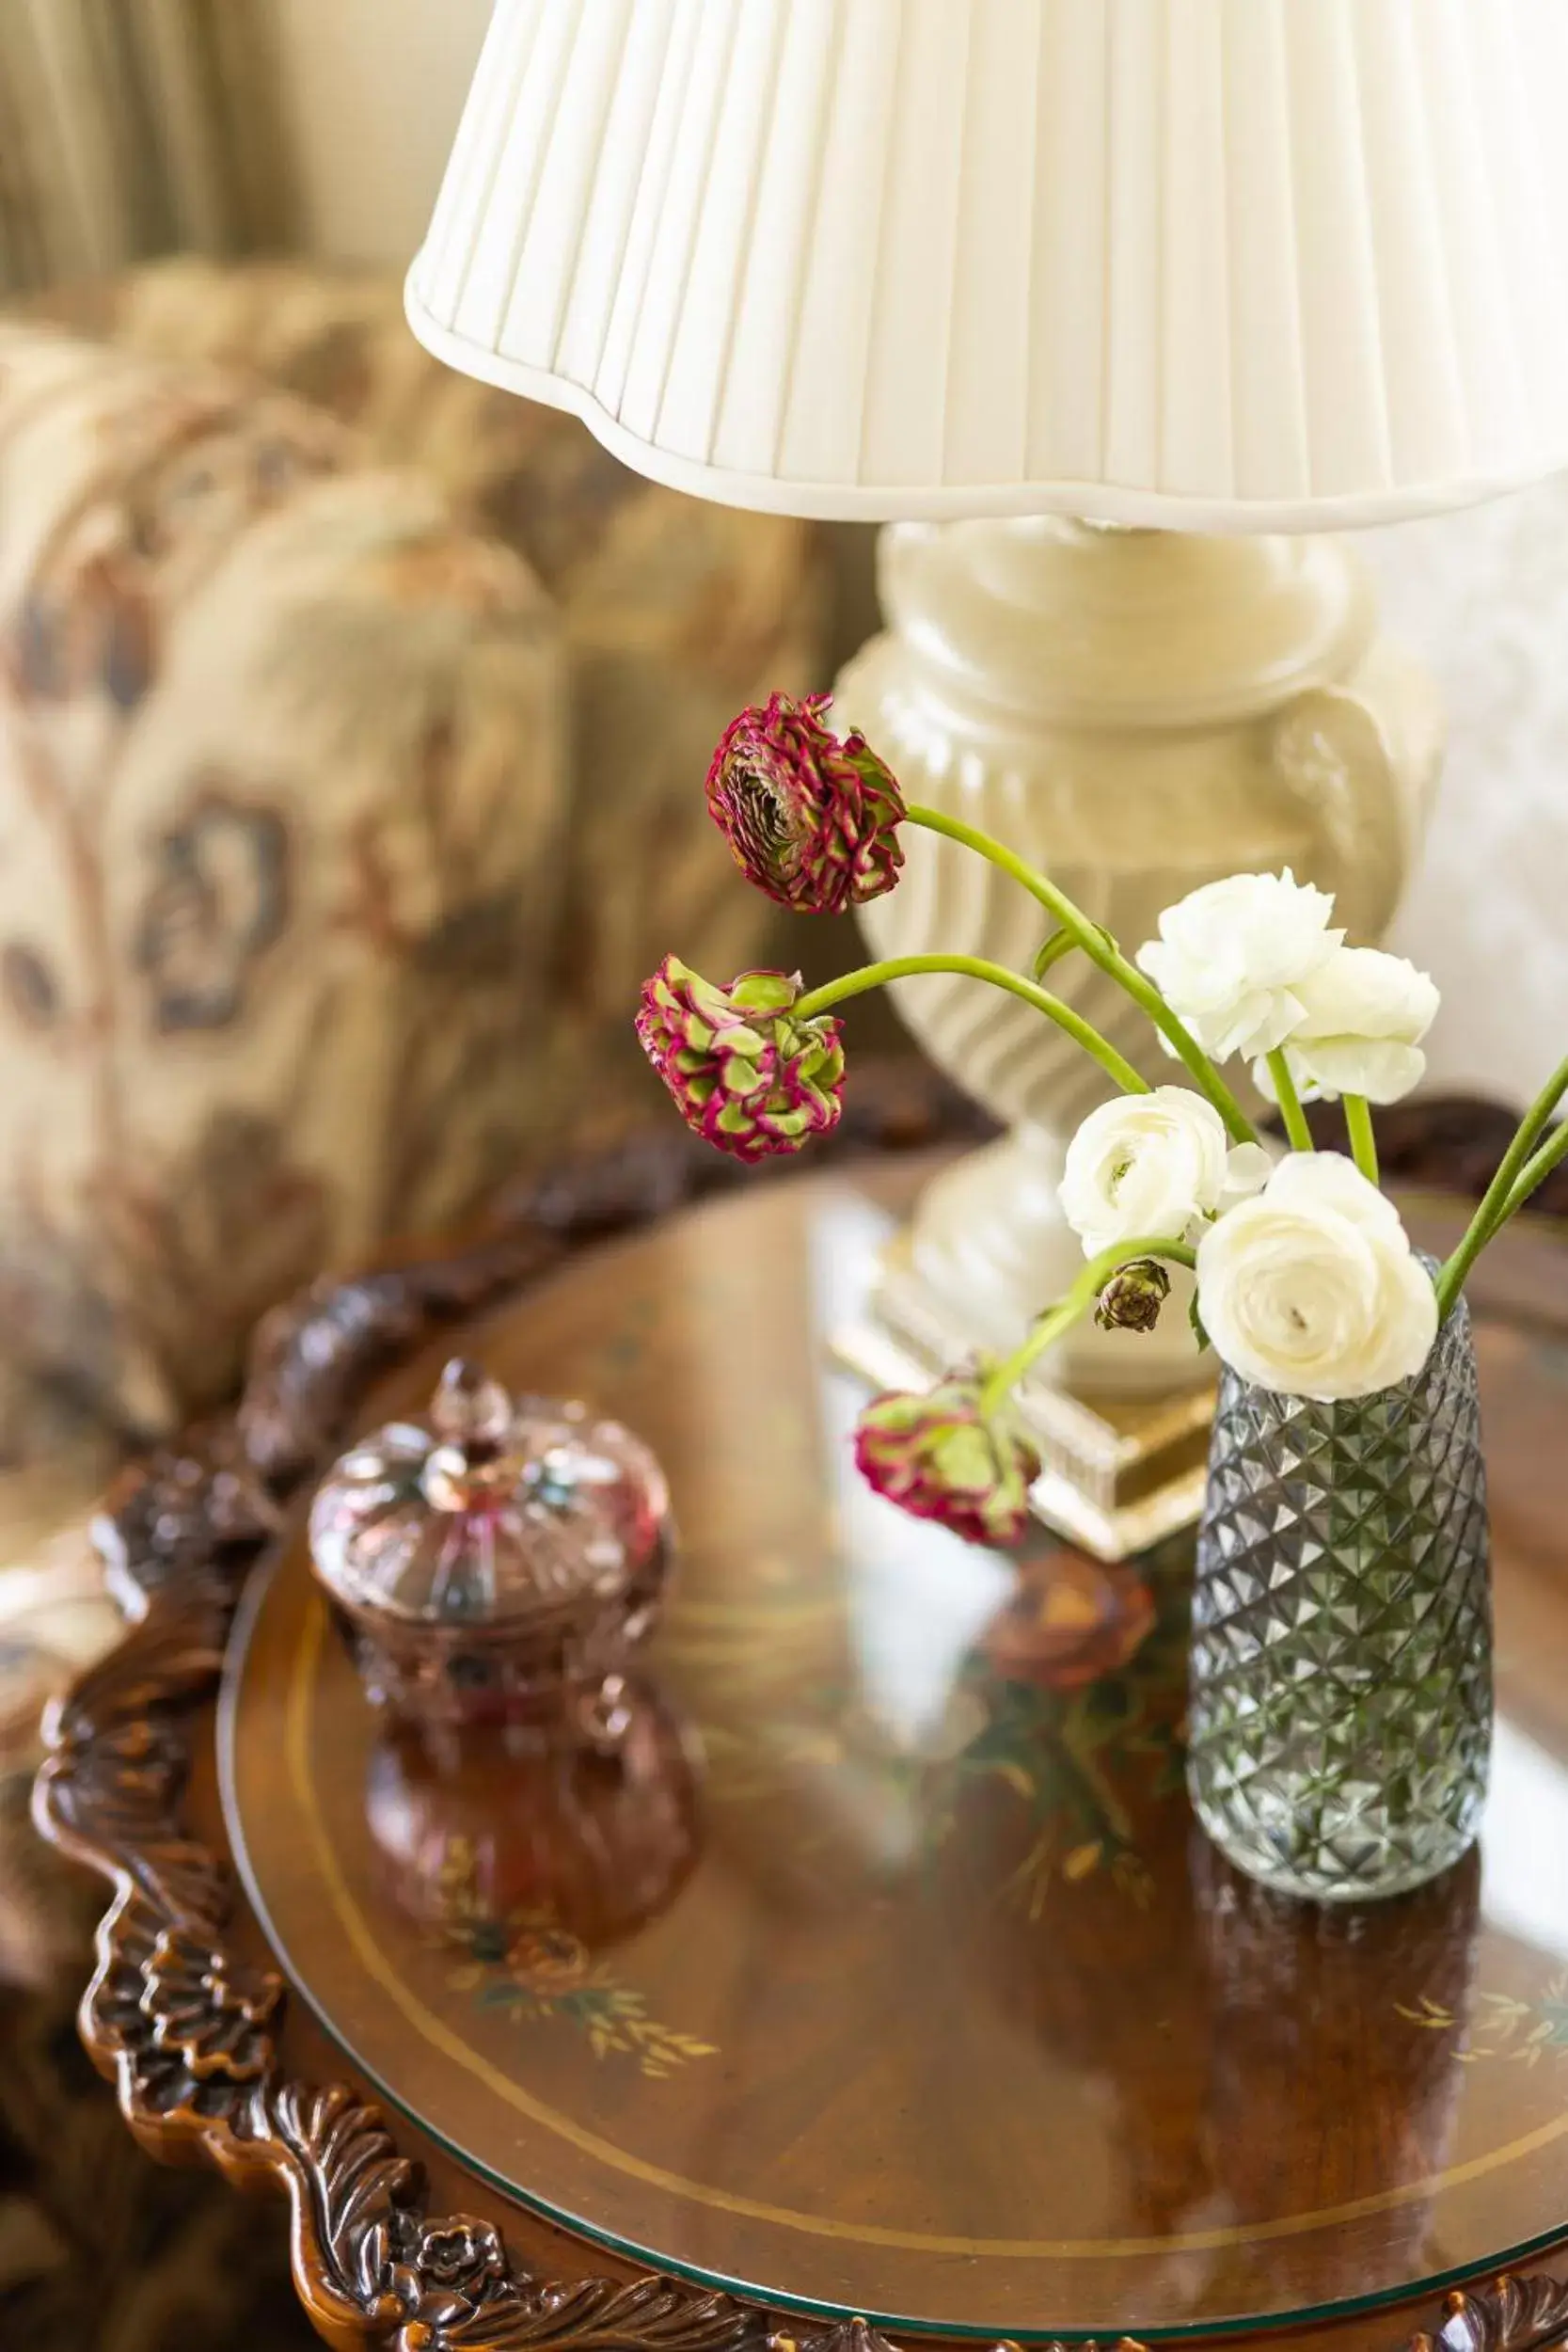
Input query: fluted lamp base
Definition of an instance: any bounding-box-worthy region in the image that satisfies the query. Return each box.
[831,517,1445,1560]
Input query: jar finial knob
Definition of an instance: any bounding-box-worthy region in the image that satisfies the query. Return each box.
[432,1359,514,1448]
[421,1359,516,1513]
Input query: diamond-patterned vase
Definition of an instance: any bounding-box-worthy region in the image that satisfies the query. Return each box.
[1188,1288,1492,1902]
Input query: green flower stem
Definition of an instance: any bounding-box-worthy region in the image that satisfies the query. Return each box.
[796,955,1149,1097]
[978,1236,1198,1419]
[906,804,1259,1146]
[1493,1118,1568,1226]
[1344,1094,1379,1186]
[1266,1050,1314,1154]
[1437,1052,1568,1319]
[1468,1052,1568,1243]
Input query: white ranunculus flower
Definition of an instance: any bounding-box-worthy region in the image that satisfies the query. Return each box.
[1196,1152,1438,1403]
[1251,946,1440,1106]
[1136,869,1344,1062]
[1061,1087,1273,1258]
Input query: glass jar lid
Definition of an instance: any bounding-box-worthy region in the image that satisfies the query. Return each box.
[309,1359,672,1638]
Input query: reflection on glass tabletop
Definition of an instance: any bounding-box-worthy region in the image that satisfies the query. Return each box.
[221,1163,1568,2342]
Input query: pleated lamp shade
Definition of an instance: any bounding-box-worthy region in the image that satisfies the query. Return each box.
[407,0,1568,532]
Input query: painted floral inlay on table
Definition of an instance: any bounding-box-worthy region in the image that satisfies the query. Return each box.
[430,1837,718,2081]
[1399,1977,1568,2069]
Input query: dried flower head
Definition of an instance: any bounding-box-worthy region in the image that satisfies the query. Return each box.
[854,1373,1041,1548]
[705,692,906,914]
[636,957,845,1162]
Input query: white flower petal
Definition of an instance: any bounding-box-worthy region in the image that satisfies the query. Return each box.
[1294,1037,1428,1106]
[1263,1151,1408,1241]
[1195,1154,1433,1402]
[1221,1143,1275,1203]
[1061,1088,1230,1258]
[1362,1246,1441,1391]
[1250,1048,1331,1106]
[1293,947,1439,1046]
[1137,871,1342,1071]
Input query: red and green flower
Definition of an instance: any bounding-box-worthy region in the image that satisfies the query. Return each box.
[636,958,846,1163]
[705,692,906,914]
[854,1374,1042,1548]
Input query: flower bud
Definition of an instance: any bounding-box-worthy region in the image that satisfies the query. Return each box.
[1094,1258,1172,1334]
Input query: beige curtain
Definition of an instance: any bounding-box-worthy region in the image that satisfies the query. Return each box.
[0,0,296,294]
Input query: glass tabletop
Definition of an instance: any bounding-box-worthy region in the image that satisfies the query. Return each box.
[221,1160,1568,2341]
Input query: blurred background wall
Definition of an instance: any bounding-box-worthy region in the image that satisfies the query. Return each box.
[1371,496,1568,1113]
[272,0,494,266]
[0,0,295,279]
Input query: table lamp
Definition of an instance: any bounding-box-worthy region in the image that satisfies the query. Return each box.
[409,0,1568,1553]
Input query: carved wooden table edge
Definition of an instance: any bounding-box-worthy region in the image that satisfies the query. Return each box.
[28,1076,1568,2352]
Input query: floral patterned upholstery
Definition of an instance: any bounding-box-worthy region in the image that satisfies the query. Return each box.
[0,281,828,1456]
[0,323,569,1447]
[84,259,831,1036]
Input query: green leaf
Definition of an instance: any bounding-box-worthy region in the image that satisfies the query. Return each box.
[1033,930,1077,981]
[1189,1291,1211,1353]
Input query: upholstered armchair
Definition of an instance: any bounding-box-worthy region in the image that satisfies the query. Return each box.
[0,272,827,1464]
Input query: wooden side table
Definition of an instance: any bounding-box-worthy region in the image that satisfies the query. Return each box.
[33,1082,1568,2352]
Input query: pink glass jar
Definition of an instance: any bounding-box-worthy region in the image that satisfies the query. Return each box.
[309,1359,673,1737]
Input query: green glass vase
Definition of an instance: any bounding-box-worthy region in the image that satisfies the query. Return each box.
[1187,1289,1492,1902]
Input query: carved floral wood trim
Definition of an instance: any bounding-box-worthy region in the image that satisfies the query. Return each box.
[26,1073,1568,2352]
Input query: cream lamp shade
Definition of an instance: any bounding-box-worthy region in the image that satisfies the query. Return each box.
[408,0,1568,532]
